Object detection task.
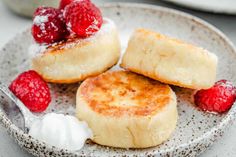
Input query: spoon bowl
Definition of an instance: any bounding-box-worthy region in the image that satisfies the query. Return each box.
[0,85,38,131]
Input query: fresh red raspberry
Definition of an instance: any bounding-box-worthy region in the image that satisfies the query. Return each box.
[59,0,91,10]
[32,7,66,44]
[194,80,236,113]
[63,0,103,37]
[9,70,51,112]
[59,0,76,9]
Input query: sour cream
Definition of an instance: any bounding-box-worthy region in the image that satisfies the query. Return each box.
[29,113,93,150]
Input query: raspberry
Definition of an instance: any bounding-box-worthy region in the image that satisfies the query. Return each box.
[9,70,51,112]
[194,80,236,113]
[32,7,66,44]
[59,0,91,10]
[59,0,76,9]
[63,0,103,37]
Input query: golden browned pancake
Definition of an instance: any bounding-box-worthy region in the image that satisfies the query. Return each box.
[32,18,120,83]
[121,28,218,89]
[76,70,178,148]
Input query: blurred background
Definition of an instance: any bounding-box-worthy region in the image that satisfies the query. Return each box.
[0,0,236,157]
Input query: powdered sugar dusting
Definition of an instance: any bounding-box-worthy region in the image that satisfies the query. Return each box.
[86,19,100,35]
[95,18,116,35]
[67,22,72,32]
[33,15,49,36]
[83,18,116,41]
[28,18,116,55]
[33,15,49,26]
[28,43,47,58]
[60,18,116,50]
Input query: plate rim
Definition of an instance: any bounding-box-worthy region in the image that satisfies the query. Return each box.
[1,2,236,156]
[162,0,236,14]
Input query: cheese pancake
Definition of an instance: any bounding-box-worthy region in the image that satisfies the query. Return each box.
[32,18,120,83]
[76,71,178,148]
[121,28,218,89]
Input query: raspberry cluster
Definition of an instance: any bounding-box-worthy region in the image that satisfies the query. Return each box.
[32,0,103,44]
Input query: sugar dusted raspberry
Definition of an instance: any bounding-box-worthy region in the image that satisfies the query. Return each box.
[32,7,66,44]
[63,0,103,37]
[59,0,77,9]
[194,80,236,113]
[9,70,51,112]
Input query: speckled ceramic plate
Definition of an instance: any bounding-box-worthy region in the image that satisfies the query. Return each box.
[162,0,236,14]
[0,3,236,157]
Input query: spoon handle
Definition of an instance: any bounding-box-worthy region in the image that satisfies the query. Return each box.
[0,85,37,128]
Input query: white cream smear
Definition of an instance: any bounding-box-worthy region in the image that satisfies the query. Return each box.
[29,113,93,151]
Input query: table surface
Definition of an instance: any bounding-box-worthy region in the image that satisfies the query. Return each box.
[0,0,236,156]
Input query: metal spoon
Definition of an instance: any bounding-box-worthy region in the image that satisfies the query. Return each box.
[0,85,38,131]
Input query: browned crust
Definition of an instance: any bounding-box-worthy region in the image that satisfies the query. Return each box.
[44,37,91,55]
[79,70,172,117]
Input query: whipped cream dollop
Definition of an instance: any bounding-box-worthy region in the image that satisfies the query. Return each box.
[29,113,93,150]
